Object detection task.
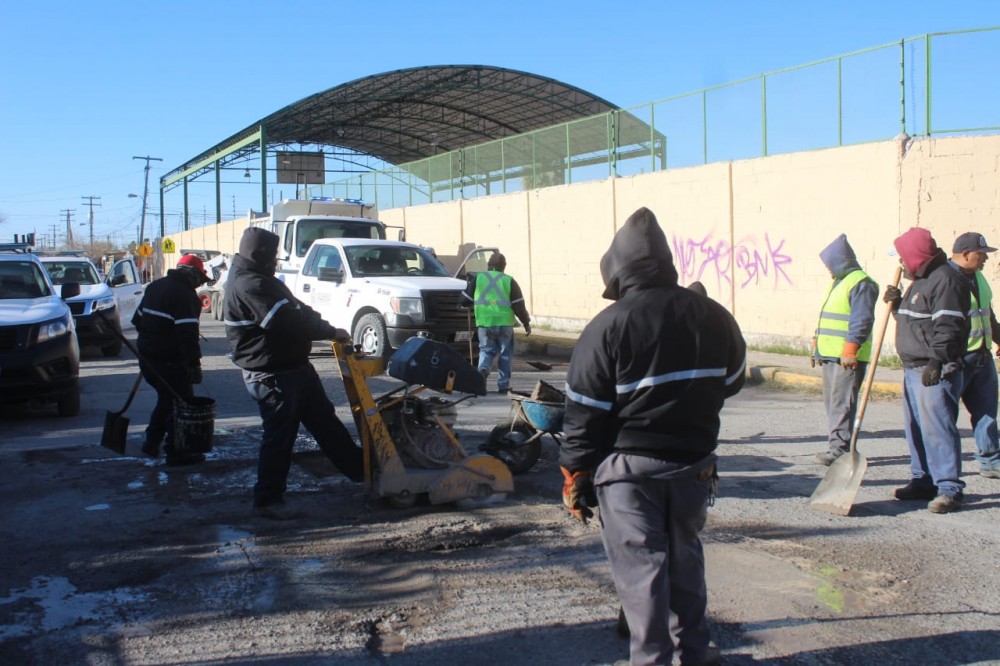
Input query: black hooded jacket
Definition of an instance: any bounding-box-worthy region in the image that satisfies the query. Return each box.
[560,208,746,472]
[131,267,203,366]
[893,249,971,367]
[223,227,339,372]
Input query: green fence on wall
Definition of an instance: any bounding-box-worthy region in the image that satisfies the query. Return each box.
[310,27,1000,209]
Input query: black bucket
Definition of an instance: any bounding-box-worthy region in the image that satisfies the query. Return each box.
[174,396,216,454]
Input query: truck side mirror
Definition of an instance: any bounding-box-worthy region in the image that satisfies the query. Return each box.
[108,274,127,286]
[318,267,345,283]
[397,229,406,242]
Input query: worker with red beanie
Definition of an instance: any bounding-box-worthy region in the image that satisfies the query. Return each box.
[885,227,971,513]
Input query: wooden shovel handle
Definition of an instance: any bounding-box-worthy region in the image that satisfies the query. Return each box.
[849,266,903,453]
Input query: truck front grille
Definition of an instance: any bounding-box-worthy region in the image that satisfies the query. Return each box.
[421,290,468,326]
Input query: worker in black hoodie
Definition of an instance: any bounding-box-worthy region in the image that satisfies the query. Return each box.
[223,227,363,520]
[133,253,209,466]
[560,207,745,666]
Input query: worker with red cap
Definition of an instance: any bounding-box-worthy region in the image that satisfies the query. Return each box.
[132,253,210,466]
[885,227,971,513]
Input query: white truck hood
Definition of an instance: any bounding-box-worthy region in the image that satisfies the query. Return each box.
[65,283,113,302]
[357,275,467,291]
[0,297,70,325]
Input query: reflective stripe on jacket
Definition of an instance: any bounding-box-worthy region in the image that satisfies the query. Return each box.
[968,271,994,351]
[816,269,874,362]
[473,271,515,326]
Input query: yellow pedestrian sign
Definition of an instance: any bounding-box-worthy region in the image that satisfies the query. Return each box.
[162,238,176,254]
[137,243,152,258]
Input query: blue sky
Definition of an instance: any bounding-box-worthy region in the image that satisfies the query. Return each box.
[1,0,997,247]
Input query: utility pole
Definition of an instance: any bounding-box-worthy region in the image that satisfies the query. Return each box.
[80,197,99,248]
[58,212,74,249]
[133,155,162,245]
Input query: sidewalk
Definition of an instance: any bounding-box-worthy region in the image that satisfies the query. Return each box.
[519,330,905,398]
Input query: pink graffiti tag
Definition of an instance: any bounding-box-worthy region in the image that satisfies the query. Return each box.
[670,231,794,290]
[734,233,793,288]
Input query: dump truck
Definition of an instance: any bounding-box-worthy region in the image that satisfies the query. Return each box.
[248,198,394,276]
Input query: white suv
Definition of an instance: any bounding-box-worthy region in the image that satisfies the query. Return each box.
[39,255,143,357]
[0,243,81,416]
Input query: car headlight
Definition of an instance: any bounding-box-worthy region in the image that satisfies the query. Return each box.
[390,297,424,323]
[94,297,117,311]
[36,314,72,344]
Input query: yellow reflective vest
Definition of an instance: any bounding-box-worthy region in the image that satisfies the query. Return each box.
[474,271,515,327]
[968,271,994,352]
[816,269,875,362]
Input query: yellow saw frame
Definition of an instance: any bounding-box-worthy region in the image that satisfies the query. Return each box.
[332,340,514,507]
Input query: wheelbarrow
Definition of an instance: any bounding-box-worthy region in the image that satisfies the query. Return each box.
[484,381,565,474]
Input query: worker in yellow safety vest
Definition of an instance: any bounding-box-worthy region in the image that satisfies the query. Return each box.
[949,232,1000,479]
[813,234,878,466]
[462,252,531,394]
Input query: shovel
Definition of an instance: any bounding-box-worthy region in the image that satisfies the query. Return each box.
[809,266,902,516]
[101,373,143,454]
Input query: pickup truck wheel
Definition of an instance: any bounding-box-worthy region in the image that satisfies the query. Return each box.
[57,383,81,417]
[198,290,213,313]
[212,291,224,320]
[354,313,391,360]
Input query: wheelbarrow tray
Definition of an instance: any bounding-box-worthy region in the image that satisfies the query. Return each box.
[511,395,565,433]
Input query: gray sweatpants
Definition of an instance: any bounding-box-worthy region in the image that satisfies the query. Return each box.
[595,453,716,666]
[822,360,865,453]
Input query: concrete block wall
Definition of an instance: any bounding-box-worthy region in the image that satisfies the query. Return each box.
[162,134,1000,348]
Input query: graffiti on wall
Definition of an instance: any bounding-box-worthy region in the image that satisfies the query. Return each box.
[671,230,794,291]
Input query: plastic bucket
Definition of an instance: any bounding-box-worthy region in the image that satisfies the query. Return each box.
[174,396,216,454]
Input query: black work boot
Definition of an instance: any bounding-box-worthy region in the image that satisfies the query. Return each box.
[141,436,161,458]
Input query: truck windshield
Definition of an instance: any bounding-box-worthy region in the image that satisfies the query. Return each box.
[345,246,451,278]
[296,219,384,257]
[0,262,53,299]
[44,261,101,285]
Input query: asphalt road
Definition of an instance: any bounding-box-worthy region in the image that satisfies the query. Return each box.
[1,319,999,664]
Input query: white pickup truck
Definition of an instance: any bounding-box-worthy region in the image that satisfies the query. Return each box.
[292,238,489,359]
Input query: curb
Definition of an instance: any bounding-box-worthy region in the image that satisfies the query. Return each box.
[747,365,903,398]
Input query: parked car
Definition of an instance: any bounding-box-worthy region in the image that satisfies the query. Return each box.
[38,255,143,357]
[0,243,81,416]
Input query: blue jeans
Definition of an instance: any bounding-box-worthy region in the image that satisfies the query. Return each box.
[477,326,514,389]
[960,350,1000,469]
[902,365,965,497]
[245,364,363,507]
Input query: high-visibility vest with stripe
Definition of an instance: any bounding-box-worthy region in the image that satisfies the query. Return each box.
[474,271,515,326]
[968,271,993,351]
[816,269,875,362]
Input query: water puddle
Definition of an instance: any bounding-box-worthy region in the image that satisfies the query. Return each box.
[0,576,148,640]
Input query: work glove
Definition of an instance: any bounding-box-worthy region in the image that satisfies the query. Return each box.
[524,323,532,336]
[330,327,352,344]
[186,365,203,385]
[922,359,942,386]
[561,467,597,524]
[883,285,902,311]
[810,336,817,368]
[840,342,859,370]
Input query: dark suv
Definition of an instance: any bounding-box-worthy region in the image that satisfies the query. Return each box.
[0,243,81,416]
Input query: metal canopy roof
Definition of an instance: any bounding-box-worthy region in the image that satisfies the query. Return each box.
[164,65,621,184]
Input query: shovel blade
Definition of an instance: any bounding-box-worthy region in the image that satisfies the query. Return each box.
[809,450,868,516]
[101,411,130,455]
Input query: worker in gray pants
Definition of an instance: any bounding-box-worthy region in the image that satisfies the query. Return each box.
[560,208,745,665]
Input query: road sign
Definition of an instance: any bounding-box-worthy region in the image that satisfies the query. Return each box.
[162,238,176,254]
[137,243,152,258]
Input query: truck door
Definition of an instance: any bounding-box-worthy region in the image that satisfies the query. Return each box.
[297,244,349,327]
[107,258,144,328]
